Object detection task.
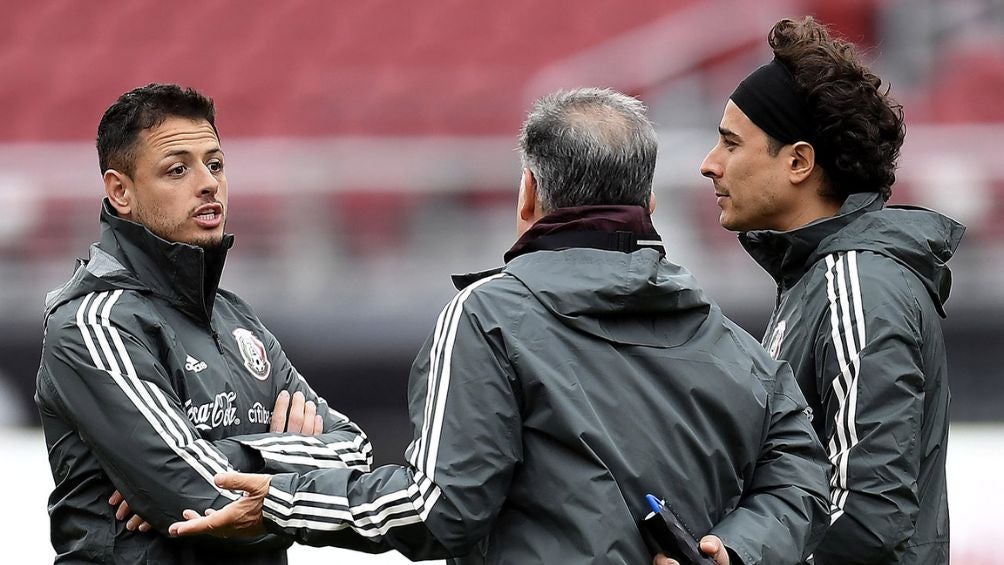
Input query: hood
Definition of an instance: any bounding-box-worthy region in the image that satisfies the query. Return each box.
[479,205,713,347]
[506,249,713,347]
[741,192,965,316]
[812,205,964,315]
[44,199,234,323]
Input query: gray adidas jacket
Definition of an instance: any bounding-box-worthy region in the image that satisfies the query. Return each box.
[259,206,830,564]
[35,200,371,564]
[740,193,965,564]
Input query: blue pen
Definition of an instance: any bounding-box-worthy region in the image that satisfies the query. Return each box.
[645,494,664,514]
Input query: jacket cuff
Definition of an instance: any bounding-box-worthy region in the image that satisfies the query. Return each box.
[212,438,265,472]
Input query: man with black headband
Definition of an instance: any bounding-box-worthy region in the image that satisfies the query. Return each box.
[699,17,964,564]
[167,87,830,565]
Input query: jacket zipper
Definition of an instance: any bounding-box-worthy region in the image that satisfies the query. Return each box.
[210,327,224,354]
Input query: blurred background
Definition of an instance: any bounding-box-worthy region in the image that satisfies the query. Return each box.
[2,0,1002,561]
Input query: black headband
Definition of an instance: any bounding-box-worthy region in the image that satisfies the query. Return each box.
[730,58,815,146]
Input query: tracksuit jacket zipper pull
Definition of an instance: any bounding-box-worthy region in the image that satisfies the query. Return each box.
[211,328,224,354]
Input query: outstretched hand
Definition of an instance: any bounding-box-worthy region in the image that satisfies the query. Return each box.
[652,535,730,565]
[168,472,272,538]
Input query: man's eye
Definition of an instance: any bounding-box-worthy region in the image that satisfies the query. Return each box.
[208,160,224,173]
[168,165,186,176]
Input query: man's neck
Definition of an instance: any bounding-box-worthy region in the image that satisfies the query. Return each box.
[777,196,842,232]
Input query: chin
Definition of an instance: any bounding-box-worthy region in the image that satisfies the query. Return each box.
[197,237,225,249]
[183,232,225,249]
[719,215,741,232]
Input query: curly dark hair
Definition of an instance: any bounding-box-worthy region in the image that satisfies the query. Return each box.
[97,83,217,176]
[769,17,904,201]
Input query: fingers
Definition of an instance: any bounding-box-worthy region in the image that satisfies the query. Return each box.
[270,390,320,434]
[214,471,253,491]
[653,555,680,565]
[126,514,145,532]
[172,507,227,536]
[300,400,317,435]
[111,493,151,533]
[170,511,221,537]
[287,391,306,432]
[213,471,271,496]
[115,499,131,521]
[170,489,267,538]
[699,535,730,565]
[269,390,290,433]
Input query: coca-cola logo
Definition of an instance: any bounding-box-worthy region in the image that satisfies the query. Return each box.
[186,391,240,431]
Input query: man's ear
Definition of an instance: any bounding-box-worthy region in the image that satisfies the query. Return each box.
[788,141,816,185]
[519,168,538,222]
[103,169,133,217]
[648,191,657,214]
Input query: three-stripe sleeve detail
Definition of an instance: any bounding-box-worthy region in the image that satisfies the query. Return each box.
[266,273,505,537]
[242,434,372,470]
[290,366,374,470]
[409,273,505,480]
[262,470,442,537]
[822,252,866,523]
[75,290,240,500]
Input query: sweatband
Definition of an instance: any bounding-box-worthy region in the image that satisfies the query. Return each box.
[730,58,815,146]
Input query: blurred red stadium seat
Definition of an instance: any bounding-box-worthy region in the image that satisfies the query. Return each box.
[926,45,1004,123]
[1,0,695,140]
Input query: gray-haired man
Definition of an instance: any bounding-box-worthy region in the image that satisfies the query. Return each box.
[170,88,830,565]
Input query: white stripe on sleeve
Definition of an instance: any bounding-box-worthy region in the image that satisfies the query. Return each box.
[76,290,239,500]
[823,252,865,523]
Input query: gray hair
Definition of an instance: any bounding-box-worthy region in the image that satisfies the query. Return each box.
[518,87,657,210]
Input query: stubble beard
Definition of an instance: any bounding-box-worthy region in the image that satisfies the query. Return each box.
[133,202,225,249]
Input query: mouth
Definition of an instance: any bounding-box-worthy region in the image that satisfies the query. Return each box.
[192,203,224,229]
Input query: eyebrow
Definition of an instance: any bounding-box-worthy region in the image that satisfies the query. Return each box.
[161,147,224,159]
[718,127,741,141]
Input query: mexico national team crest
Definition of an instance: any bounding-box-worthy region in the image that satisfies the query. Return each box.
[767,320,787,360]
[233,328,271,380]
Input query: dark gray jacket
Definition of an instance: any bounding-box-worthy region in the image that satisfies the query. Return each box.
[35,201,371,564]
[259,207,830,564]
[741,193,965,564]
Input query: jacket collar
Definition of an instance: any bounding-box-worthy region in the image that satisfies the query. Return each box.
[453,205,663,290]
[97,198,234,322]
[504,205,663,262]
[738,192,883,288]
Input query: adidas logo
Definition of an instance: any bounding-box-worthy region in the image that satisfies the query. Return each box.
[185,355,208,374]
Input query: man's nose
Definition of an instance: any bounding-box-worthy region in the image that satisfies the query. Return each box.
[700,151,720,179]
[197,165,219,196]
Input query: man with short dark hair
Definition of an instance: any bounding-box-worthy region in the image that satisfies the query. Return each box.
[36,83,372,564]
[169,87,830,565]
[699,17,964,564]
